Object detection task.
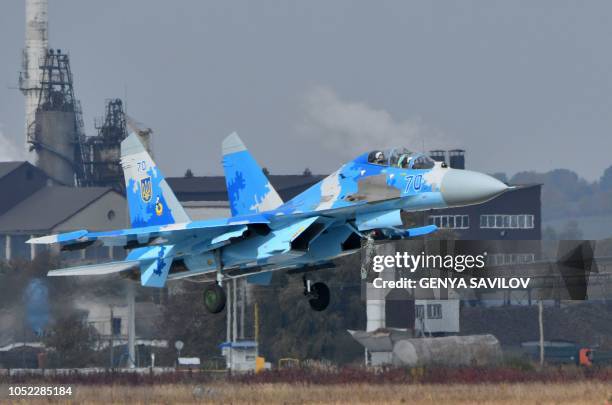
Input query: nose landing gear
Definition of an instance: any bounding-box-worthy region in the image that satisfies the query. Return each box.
[303,276,330,312]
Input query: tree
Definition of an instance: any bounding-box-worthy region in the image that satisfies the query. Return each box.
[156,283,226,365]
[600,165,612,192]
[184,168,194,178]
[253,257,366,365]
[542,226,558,240]
[43,312,98,367]
[491,172,508,183]
[558,221,583,240]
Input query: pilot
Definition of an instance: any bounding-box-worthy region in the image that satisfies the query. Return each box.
[374,151,385,165]
[397,155,411,168]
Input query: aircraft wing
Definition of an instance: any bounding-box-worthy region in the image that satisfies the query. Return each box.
[27,214,271,250]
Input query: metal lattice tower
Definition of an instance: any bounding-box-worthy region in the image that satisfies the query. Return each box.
[81,99,129,190]
[29,49,86,186]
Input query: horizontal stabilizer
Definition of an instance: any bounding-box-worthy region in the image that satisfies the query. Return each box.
[28,230,88,245]
[48,260,140,277]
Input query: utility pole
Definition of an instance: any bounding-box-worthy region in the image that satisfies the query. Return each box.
[232,278,238,343]
[127,284,135,368]
[226,282,232,342]
[538,300,544,368]
[239,279,245,340]
[254,301,259,344]
[226,281,232,370]
[109,305,114,369]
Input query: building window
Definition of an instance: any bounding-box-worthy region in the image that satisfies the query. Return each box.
[479,214,535,229]
[10,235,30,260]
[416,305,425,320]
[85,245,110,261]
[112,317,122,336]
[112,246,126,260]
[428,215,470,229]
[427,304,442,319]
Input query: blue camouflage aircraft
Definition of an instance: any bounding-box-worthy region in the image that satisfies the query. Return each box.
[29,132,509,313]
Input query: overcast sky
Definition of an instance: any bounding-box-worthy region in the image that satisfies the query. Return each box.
[1,1,611,180]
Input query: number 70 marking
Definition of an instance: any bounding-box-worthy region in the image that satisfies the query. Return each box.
[405,174,423,193]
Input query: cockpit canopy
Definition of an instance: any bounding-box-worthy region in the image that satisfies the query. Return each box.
[367,148,435,169]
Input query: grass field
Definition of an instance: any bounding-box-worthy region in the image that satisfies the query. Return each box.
[2,366,611,404]
[3,382,612,404]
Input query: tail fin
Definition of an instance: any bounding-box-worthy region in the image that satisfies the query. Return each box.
[121,133,190,228]
[222,132,283,216]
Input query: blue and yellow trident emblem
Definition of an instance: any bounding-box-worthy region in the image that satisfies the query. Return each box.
[140,177,152,203]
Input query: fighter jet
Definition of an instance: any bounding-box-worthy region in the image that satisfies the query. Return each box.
[28,133,509,313]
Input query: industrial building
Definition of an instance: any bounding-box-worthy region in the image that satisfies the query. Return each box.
[18,0,149,191]
[425,149,541,240]
[426,184,541,241]
[0,161,128,262]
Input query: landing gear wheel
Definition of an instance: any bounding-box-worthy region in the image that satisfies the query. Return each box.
[203,284,226,314]
[308,282,330,312]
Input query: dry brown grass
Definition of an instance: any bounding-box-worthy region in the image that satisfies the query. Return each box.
[3,382,612,405]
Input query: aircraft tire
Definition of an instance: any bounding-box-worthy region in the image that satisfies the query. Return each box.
[203,284,226,314]
[308,282,330,311]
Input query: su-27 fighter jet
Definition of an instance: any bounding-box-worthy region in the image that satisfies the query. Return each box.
[28,133,510,313]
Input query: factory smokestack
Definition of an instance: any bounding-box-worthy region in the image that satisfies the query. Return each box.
[20,0,48,159]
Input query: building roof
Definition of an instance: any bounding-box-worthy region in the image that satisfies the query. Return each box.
[0,186,113,233]
[348,329,414,352]
[219,340,258,349]
[0,161,26,179]
[167,174,325,202]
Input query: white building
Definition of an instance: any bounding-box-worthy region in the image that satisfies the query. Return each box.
[220,340,258,372]
[414,300,460,336]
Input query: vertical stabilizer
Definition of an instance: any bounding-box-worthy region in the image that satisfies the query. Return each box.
[121,133,190,227]
[222,132,283,216]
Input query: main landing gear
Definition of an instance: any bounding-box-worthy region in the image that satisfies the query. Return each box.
[202,276,330,313]
[203,283,226,314]
[203,249,227,314]
[303,276,330,312]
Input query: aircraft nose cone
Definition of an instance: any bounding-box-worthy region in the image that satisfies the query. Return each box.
[440,169,509,206]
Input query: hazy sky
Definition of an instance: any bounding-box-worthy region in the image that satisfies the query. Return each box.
[1,1,611,180]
